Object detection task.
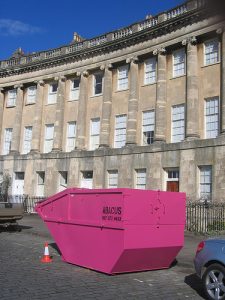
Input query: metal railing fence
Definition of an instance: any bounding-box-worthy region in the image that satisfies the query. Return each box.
[1,195,225,234]
[186,201,225,234]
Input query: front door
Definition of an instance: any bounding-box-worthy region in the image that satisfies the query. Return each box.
[167,181,179,192]
[13,172,24,195]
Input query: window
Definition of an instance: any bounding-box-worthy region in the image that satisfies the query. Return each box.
[90,118,100,150]
[173,48,186,77]
[44,124,54,153]
[108,171,118,188]
[80,171,93,189]
[37,172,45,197]
[142,110,155,145]
[48,83,58,104]
[172,104,185,143]
[23,126,32,154]
[144,58,156,84]
[59,171,68,192]
[7,89,17,107]
[118,65,129,90]
[70,79,80,100]
[136,169,146,189]
[114,115,127,148]
[205,97,219,139]
[199,166,212,201]
[93,73,103,95]
[27,86,37,104]
[3,128,12,155]
[204,39,219,65]
[66,122,76,152]
[166,169,179,192]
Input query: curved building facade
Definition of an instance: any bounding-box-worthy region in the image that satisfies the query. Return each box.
[0,0,225,201]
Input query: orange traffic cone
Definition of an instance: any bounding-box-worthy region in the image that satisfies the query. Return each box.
[41,242,52,263]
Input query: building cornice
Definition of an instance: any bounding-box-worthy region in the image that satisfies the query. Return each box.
[0,0,220,78]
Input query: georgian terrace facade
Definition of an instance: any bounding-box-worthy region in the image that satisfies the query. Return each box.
[0,0,224,201]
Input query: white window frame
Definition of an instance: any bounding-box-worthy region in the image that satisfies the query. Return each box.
[59,171,68,191]
[117,65,129,91]
[108,170,118,188]
[171,104,185,143]
[47,83,58,104]
[135,169,146,190]
[66,122,76,152]
[7,89,17,107]
[89,118,100,150]
[23,126,32,154]
[205,97,219,139]
[93,73,103,96]
[144,58,156,84]
[142,110,155,145]
[70,79,80,101]
[27,86,37,104]
[199,166,212,201]
[44,124,54,153]
[36,172,45,197]
[3,128,12,155]
[204,38,219,66]
[173,48,186,77]
[114,114,127,148]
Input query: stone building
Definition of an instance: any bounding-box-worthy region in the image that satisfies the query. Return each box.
[0,0,224,201]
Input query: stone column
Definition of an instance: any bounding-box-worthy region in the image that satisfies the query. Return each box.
[10,84,24,154]
[99,64,113,147]
[0,88,5,150]
[52,76,66,151]
[30,80,45,152]
[75,71,89,150]
[126,57,139,146]
[183,36,200,140]
[220,29,225,134]
[154,48,167,143]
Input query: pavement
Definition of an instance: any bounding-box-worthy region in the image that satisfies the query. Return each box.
[0,214,210,300]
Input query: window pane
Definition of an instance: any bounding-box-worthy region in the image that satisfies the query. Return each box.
[3,128,13,155]
[172,104,185,143]
[66,122,76,152]
[136,169,146,189]
[205,39,219,65]
[70,79,80,100]
[173,49,185,77]
[205,97,219,139]
[145,58,156,84]
[44,124,54,153]
[142,110,155,145]
[199,166,212,200]
[27,86,37,103]
[108,171,118,188]
[114,115,127,148]
[118,66,128,90]
[23,126,32,154]
[90,118,100,150]
[7,89,17,107]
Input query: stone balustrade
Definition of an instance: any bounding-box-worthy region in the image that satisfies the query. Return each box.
[0,0,205,70]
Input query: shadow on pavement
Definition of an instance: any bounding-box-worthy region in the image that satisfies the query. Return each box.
[185,273,205,299]
[0,224,32,233]
[50,242,62,256]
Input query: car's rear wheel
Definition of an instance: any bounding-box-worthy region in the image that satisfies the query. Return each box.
[203,263,225,300]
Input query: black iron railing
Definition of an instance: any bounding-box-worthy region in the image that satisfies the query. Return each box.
[1,195,45,214]
[186,201,225,234]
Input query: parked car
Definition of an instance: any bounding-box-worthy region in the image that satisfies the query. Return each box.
[194,239,225,300]
[0,201,24,230]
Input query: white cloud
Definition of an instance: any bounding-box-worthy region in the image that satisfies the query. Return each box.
[0,19,41,36]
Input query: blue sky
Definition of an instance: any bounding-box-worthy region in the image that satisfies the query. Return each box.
[0,0,184,60]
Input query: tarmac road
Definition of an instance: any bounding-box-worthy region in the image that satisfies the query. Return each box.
[0,214,208,300]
